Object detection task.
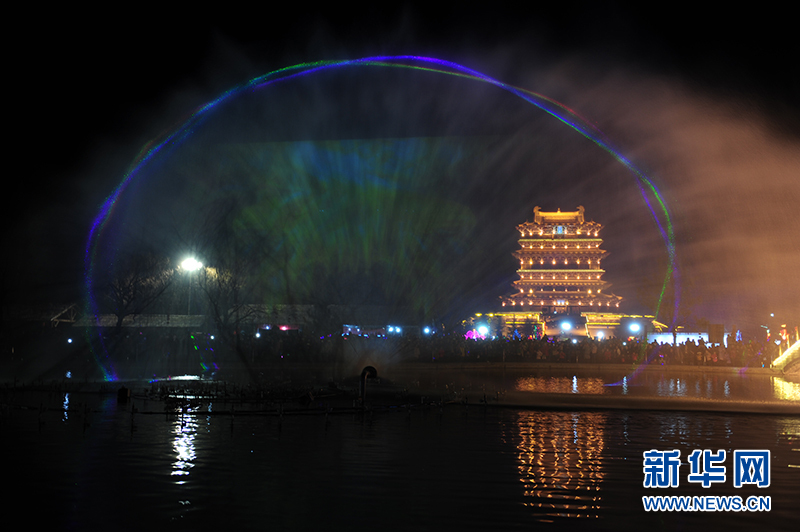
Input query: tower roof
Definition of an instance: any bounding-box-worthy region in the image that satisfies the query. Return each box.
[533,206,585,224]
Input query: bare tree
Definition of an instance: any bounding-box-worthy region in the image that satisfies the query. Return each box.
[183,198,272,379]
[104,251,174,334]
[198,260,262,346]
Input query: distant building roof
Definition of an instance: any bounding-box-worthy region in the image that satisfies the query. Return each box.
[3,303,78,323]
[73,314,206,328]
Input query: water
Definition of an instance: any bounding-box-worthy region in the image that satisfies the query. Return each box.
[385,365,800,404]
[4,370,799,531]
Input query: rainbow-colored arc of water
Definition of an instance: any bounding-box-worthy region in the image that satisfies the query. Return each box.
[84,55,679,381]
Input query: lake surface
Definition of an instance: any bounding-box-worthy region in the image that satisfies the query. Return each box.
[4,368,799,531]
[386,364,800,402]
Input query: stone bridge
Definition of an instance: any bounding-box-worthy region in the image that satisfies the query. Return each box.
[771,339,800,372]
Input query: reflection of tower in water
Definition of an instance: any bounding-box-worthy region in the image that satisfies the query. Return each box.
[513,411,606,519]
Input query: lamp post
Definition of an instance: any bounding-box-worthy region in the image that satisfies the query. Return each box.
[181,257,203,315]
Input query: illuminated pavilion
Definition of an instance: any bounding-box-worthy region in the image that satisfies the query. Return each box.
[473,206,655,338]
[502,206,622,312]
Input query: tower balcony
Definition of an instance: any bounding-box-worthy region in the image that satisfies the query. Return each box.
[516,269,606,280]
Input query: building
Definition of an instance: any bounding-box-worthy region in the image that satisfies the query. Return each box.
[501,206,622,312]
[472,206,656,339]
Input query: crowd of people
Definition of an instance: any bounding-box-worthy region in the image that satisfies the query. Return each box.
[391,332,782,368]
[240,329,785,369]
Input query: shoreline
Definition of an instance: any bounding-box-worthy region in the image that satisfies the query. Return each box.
[4,364,799,416]
[2,361,792,388]
[389,361,785,375]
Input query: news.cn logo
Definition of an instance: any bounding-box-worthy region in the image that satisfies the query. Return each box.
[642,449,771,513]
[643,449,769,488]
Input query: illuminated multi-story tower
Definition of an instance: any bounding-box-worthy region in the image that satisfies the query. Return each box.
[501,206,622,313]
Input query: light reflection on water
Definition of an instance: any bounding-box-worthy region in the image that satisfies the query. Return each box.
[507,371,800,402]
[779,416,800,470]
[62,392,69,422]
[773,377,800,401]
[171,409,198,482]
[515,376,607,394]
[515,411,605,520]
[389,366,800,404]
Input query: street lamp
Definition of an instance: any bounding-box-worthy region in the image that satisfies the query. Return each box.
[181,257,203,314]
[181,258,203,272]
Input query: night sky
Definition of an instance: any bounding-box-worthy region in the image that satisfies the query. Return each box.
[6,4,799,334]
